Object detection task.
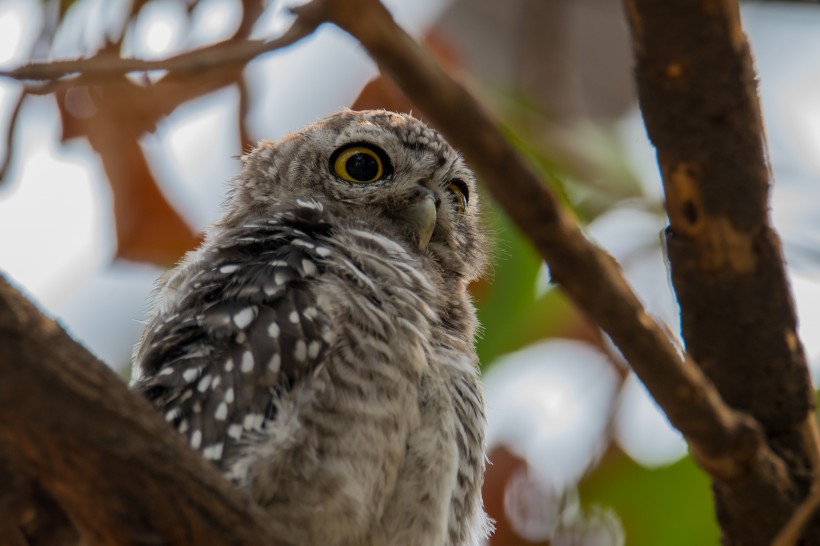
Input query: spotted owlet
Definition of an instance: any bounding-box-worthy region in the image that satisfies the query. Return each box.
[131,109,490,545]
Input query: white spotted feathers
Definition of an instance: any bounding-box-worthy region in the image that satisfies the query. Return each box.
[132,199,333,464]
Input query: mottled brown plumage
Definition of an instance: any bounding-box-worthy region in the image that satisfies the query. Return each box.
[132,109,490,545]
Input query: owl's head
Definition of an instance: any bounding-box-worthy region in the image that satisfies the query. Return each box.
[225,109,487,283]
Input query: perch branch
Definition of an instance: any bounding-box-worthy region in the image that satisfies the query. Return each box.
[0,275,282,545]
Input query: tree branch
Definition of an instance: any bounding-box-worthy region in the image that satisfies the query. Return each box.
[0,90,25,183]
[0,16,317,83]
[0,275,282,545]
[624,0,818,542]
[625,0,812,438]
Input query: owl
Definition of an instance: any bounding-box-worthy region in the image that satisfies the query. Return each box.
[131,109,490,545]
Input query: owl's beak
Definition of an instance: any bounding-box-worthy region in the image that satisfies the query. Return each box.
[393,195,437,250]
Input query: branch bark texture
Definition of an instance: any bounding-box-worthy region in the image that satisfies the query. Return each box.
[624,0,817,542]
[0,276,281,545]
[625,0,811,432]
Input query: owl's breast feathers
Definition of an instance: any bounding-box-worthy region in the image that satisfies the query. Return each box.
[132,197,486,544]
[132,198,444,459]
[132,199,337,462]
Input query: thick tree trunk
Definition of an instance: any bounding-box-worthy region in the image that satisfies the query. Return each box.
[624,0,818,543]
[0,276,281,545]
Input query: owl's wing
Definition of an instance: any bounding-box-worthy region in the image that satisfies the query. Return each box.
[132,200,334,465]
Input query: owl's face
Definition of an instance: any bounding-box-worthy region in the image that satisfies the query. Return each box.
[227,109,486,283]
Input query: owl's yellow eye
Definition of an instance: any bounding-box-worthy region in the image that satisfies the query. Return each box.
[446,180,468,216]
[332,145,386,184]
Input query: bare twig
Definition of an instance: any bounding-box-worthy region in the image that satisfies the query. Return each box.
[773,472,820,546]
[0,90,25,183]
[772,416,820,546]
[0,0,813,544]
[0,16,317,82]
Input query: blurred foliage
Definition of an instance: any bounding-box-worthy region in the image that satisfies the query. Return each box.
[55,0,80,19]
[473,92,651,367]
[496,93,649,219]
[474,200,588,368]
[473,88,703,545]
[500,122,576,212]
[12,0,263,265]
[579,450,720,546]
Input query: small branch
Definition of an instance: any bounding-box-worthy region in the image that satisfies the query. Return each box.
[0,16,317,82]
[772,416,820,546]
[0,275,282,545]
[0,90,25,183]
[772,471,820,546]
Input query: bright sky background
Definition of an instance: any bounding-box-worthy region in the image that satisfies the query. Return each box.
[2,0,820,487]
